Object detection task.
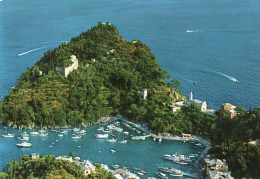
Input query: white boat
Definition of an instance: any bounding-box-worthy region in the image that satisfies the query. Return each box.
[97,127,104,131]
[156,172,168,179]
[60,130,68,134]
[170,173,183,177]
[119,140,127,143]
[186,30,193,33]
[39,129,46,133]
[123,131,129,135]
[58,134,64,137]
[71,135,82,139]
[73,128,80,132]
[107,138,117,143]
[18,136,29,141]
[111,164,120,169]
[30,131,39,135]
[40,133,48,136]
[115,127,123,132]
[21,132,29,136]
[2,134,15,138]
[103,129,112,133]
[111,149,116,153]
[16,141,32,148]
[94,134,109,139]
[131,136,145,141]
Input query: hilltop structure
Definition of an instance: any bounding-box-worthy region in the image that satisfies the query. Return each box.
[56,55,78,78]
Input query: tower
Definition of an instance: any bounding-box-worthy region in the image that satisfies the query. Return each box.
[201,101,207,112]
[142,89,148,100]
[189,92,193,101]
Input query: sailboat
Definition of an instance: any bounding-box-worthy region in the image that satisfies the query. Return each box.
[39,123,48,136]
[119,133,127,143]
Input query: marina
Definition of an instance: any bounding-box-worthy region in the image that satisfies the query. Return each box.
[0,117,206,178]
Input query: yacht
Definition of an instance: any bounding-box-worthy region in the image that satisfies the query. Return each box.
[71,135,82,139]
[107,138,117,143]
[18,136,29,141]
[16,141,32,148]
[2,134,15,138]
[58,134,64,137]
[170,173,183,177]
[94,133,109,138]
[30,131,39,135]
[110,149,116,153]
[123,131,129,135]
[156,172,168,179]
[97,127,104,131]
[40,133,48,136]
[111,164,120,169]
[119,140,127,143]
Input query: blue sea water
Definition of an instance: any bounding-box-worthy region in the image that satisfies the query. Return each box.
[0,0,260,176]
[0,123,203,178]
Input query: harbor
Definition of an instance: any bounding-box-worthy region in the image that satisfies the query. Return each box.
[0,116,209,178]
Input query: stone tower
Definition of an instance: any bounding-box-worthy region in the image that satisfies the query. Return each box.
[189,92,193,101]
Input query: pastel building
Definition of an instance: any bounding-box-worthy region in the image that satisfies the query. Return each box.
[220,103,237,118]
[189,92,207,112]
[56,55,78,78]
[75,160,96,176]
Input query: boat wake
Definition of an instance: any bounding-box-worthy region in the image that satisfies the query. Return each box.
[176,74,198,85]
[207,69,239,83]
[18,47,45,56]
[18,41,68,56]
[186,30,201,33]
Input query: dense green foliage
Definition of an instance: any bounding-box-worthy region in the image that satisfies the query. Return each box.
[1,155,84,179]
[0,22,182,128]
[168,106,260,178]
[0,154,115,179]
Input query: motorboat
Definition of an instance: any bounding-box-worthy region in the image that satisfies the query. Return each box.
[16,141,32,148]
[170,173,183,177]
[119,140,127,143]
[30,131,39,135]
[111,164,120,169]
[111,149,116,153]
[71,135,82,139]
[2,134,15,138]
[107,138,117,143]
[156,172,168,179]
[123,131,129,135]
[94,134,109,139]
[18,136,29,141]
[97,127,104,131]
[21,132,29,136]
[40,133,48,136]
[58,134,64,137]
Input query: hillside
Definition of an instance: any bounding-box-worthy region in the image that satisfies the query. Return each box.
[0,22,184,129]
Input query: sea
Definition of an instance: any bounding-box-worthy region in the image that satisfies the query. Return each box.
[0,0,259,176]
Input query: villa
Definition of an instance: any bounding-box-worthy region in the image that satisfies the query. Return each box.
[75,160,96,176]
[220,103,237,118]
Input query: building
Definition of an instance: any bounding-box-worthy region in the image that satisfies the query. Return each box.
[208,171,234,179]
[170,100,186,112]
[91,58,96,62]
[189,92,207,112]
[31,153,40,159]
[220,103,237,118]
[204,158,230,177]
[55,155,73,162]
[248,139,259,148]
[75,160,96,176]
[85,63,90,67]
[138,89,148,100]
[56,55,78,78]
[182,133,192,139]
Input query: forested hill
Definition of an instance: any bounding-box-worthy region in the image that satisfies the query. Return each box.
[0,22,184,128]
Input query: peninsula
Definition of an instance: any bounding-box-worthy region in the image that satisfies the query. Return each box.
[0,22,259,178]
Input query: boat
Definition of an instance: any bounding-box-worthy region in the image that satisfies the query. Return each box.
[21,132,29,136]
[115,127,123,132]
[2,134,15,138]
[103,129,112,133]
[40,133,48,136]
[170,173,183,177]
[73,128,80,132]
[18,136,29,141]
[193,81,198,85]
[158,167,171,173]
[97,127,104,131]
[94,134,109,138]
[60,130,68,134]
[140,170,147,174]
[107,138,117,142]
[71,135,82,139]
[58,134,64,137]
[123,131,129,135]
[186,30,193,33]
[119,133,127,143]
[111,164,120,169]
[30,131,39,135]
[131,136,145,141]
[156,172,168,179]
[110,149,116,153]
[16,141,32,148]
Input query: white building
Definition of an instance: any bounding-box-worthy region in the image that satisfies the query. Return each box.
[55,155,73,162]
[56,55,78,78]
[189,92,207,112]
[75,160,96,176]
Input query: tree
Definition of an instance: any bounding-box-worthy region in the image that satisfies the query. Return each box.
[69,150,75,159]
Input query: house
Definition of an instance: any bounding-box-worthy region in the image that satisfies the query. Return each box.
[56,55,78,78]
[91,58,96,62]
[137,89,148,100]
[182,133,192,139]
[85,63,90,67]
[55,155,73,162]
[204,158,230,177]
[170,101,186,112]
[208,171,234,179]
[220,103,237,118]
[75,160,96,176]
[31,153,40,159]
[248,139,259,148]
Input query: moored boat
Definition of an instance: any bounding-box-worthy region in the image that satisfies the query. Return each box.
[107,138,117,142]
[2,134,15,138]
[71,135,82,139]
[16,141,32,148]
[156,172,168,179]
[111,164,120,169]
[169,173,183,177]
[94,134,109,138]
